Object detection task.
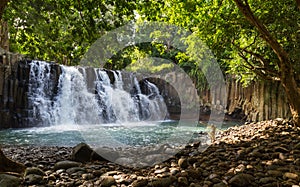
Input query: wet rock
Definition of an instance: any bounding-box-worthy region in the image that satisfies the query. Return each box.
[0,174,21,187]
[54,160,81,170]
[66,166,86,174]
[228,173,256,187]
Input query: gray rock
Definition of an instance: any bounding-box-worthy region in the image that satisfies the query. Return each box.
[24,174,43,185]
[24,167,45,176]
[0,174,21,187]
[54,160,81,170]
[228,173,256,187]
[66,166,86,174]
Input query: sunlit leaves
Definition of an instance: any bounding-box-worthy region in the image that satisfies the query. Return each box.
[4,0,137,64]
[137,0,299,85]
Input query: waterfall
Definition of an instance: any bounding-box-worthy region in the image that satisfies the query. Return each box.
[28,61,168,126]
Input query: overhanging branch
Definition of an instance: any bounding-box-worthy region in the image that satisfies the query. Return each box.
[232,0,291,70]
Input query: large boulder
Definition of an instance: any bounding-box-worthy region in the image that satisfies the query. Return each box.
[0,174,22,187]
[71,143,94,162]
[71,143,106,162]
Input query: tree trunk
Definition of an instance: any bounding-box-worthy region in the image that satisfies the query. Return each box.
[280,66,300,125]
[0,0,9,20]
[0,0,9,51]
[233,0,300,126]
[0,20,9,50]
[296,0,300,10]
[0,148,26,173]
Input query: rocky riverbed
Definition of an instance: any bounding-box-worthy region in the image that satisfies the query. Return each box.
[1,119,300,187]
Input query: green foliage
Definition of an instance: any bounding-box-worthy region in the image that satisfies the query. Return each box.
[3,0,299,88]
[137,0,300,86]
[4,0,136,65]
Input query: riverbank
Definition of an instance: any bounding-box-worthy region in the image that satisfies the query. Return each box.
[1,119,300,187]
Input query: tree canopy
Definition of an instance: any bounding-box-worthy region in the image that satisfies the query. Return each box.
[3,0,136,64]
[2,0,300,124]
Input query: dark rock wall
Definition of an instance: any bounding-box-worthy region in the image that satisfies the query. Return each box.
[146,74,291,122]
[199,77,291,122]
[225,78,290,122]
[0,52,29,128]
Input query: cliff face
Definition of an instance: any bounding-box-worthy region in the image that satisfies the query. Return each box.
[200,77,291,122]
[231,79,291,121]
[0,56,291,129]
[0,52,29,128]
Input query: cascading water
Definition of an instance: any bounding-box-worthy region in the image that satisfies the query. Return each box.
[28,61,168,126]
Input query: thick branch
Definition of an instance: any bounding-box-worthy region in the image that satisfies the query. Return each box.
[296,0,300,10]
[238,51,280,81]
[232,38,280,78]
